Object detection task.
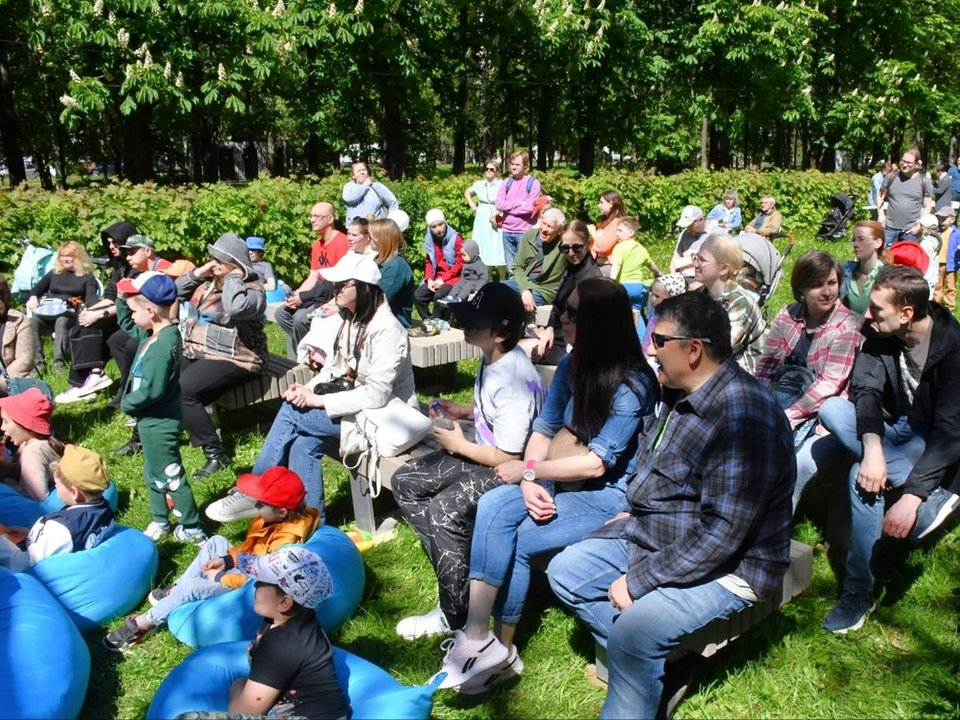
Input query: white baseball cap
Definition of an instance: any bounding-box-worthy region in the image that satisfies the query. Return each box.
[676,205,704,229]
[319,252,382,286]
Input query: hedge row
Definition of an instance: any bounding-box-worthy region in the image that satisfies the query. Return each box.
[0,170,870,284]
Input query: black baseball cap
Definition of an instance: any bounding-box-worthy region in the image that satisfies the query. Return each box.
[448,282,525,334]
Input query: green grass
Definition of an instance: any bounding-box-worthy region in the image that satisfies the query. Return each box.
[43,236,960,718]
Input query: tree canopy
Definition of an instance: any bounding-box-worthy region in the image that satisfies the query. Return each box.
[2,0,959,186]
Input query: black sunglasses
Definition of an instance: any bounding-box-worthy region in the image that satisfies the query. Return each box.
[560,244,585,254]
[485,166,497,172]
[651,333,713,349]
[352,218,369,226]
[564,303,579,323]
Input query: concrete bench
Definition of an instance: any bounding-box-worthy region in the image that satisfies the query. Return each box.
[592,539,814,717]
[408,329,482,368]
[214,354,313,411]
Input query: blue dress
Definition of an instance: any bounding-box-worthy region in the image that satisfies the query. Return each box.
[468,178,504,266]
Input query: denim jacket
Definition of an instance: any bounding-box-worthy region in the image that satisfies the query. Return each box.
[531,354,655,488]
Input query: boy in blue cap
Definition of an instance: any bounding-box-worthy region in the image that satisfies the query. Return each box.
[246,236,277,293]
[116,271,204,545]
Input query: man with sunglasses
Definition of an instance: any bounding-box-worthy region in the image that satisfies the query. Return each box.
[549,291,795,719]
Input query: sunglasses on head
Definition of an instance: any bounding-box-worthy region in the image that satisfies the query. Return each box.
[560,243,585,254]
[651,333,713,349]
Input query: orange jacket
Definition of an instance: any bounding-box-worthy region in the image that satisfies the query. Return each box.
[220,509,320,589]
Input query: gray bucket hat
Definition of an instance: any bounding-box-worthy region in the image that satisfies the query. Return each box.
[208,232,256,280]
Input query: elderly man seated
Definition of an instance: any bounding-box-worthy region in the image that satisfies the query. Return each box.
[504,207,568,311]
[744,196,783,238]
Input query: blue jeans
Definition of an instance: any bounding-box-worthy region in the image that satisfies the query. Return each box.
[502,232,524,272]
[548,537,750,719]
[501,279,547,306]
[793,431,848,511]
[252,400,342,519]
[818,397,927,594]
[469,481,627,624]
[883,226,917,247]
[149,535,235,624]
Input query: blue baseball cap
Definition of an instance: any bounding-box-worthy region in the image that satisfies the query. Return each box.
[117,271,178,305]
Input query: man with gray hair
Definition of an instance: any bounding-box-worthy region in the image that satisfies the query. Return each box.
[744,196,783,238]
[505,207,567,311]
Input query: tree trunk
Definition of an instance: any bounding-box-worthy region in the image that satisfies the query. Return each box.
[451,5,469,175]
[380,84,406,179]
[0,41,26,186]
[123,103,154,183]
[577,133,596,176]
[536,86,550,173]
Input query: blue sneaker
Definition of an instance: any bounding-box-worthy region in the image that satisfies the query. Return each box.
[823,592,875,634]
[910,488,960,543]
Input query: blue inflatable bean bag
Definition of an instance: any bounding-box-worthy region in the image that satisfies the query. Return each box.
[0,480,119,529]
[167,525,364,648]
[25,524,158,634]
[147,640,441,720]
[0,567,91,719]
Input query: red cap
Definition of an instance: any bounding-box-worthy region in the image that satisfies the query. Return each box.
[236,466,305,510]
[531,195,553,217]
[889,241,930,275]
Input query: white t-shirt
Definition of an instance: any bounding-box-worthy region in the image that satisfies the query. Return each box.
[473,346,547,454]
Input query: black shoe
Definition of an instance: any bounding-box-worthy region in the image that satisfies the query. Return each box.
[106,388,124,409]
[114,440,142,456]
[192,448,229,480]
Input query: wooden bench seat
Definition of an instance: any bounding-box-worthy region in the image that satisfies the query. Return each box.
[408,329,482,368]
[214,354,313,411]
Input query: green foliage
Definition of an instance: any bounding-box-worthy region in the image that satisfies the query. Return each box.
[0,169,871,287]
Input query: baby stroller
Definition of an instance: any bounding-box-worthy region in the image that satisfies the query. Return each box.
[817,192,857,241]
[736,231,795,317]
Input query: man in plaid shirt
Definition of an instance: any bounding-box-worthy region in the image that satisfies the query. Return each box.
[548,291,795,719]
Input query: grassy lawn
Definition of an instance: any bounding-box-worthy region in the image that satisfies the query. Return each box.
[40,232,960,718]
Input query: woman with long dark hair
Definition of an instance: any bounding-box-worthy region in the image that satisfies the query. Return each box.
[210,254,416,521]
[431,277,659,692]
[588,190,627,275]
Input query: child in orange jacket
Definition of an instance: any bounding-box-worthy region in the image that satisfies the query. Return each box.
[103,466,319,652]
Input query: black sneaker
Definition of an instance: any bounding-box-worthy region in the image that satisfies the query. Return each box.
[822,592,875,634]
[103,617,154,652]
[910,488,960,542]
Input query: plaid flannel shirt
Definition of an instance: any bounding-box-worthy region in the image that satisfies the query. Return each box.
[756,302,862,427]
[717,282,766,374]
[591,360,795,601]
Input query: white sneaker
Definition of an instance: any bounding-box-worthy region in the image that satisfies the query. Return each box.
[457,644,524,695]
[55,385,90,404]
[143,521,171,541]
[396,605,452,641]
[76,371,113,397]
[433,629,509,689]
[205,487,259,523]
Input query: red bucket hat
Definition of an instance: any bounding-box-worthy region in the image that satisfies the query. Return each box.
[236,467,306,510]
[0,387,53,436]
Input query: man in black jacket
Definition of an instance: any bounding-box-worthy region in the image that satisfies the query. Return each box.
[818,265,960,634]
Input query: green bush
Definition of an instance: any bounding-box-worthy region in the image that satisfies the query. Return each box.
[0,170,870,287]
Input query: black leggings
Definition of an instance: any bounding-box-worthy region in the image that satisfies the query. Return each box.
[180,357,260,448]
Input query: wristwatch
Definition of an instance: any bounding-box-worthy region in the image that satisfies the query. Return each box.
[522,460,537,483]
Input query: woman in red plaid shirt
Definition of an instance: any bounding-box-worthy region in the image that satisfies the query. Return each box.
[756,250,861,508]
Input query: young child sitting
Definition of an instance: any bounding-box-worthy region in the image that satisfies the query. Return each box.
[0,386,65,501]
[228,547,350,719]
[103,466,319,652]
[0,444,115,571]
[609,216,661,314]
[444,240,490,303]
[116,271,205,545]
[246,236,278,293]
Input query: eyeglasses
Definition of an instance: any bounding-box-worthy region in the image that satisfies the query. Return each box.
[560,244,585,254]
[564,302,579,323]
[652,332,713,349]
[692,254,715,266]
[309,212,331,219]
[334,280,357,293]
